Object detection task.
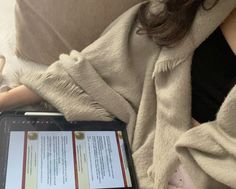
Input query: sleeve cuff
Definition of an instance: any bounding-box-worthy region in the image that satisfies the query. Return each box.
[20,61,114,121]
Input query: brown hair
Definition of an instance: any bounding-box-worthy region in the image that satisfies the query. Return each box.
[137,0,219,47]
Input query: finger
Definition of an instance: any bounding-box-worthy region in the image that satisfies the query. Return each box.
[0,55,6,73]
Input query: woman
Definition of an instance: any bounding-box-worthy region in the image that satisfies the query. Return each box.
[0,0,236,188]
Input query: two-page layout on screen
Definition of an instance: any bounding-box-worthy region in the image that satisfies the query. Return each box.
[0,112,137,189]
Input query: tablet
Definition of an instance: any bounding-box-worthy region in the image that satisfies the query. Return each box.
[0,112,138,189]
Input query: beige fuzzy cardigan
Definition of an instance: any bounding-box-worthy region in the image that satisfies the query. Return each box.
[20,1,236,188]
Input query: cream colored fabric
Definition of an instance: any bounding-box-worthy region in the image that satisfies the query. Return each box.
[15,0,140,65]
[20,1,236,188]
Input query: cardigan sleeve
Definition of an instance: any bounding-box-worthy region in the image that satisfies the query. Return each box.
[175,85,236,189]
[20,52,114,121]
[19,3,150,125]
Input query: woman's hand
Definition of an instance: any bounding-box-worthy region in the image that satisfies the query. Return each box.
[0,85,42,111]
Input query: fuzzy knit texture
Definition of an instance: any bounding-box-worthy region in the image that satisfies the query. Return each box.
[20,1,236,188]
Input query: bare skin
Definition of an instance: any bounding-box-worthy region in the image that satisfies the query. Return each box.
[221,8,236,55]
[0,85,42,110]
[0,8,235,111]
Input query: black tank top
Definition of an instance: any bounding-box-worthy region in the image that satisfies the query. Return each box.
[191,27,236,123]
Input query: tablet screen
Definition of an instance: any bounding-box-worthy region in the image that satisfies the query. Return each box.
[0,114,137,189]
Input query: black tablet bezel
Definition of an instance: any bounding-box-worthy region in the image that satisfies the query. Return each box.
[0,112,138,189]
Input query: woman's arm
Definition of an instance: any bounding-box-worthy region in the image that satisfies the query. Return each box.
[0,85,42,111]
